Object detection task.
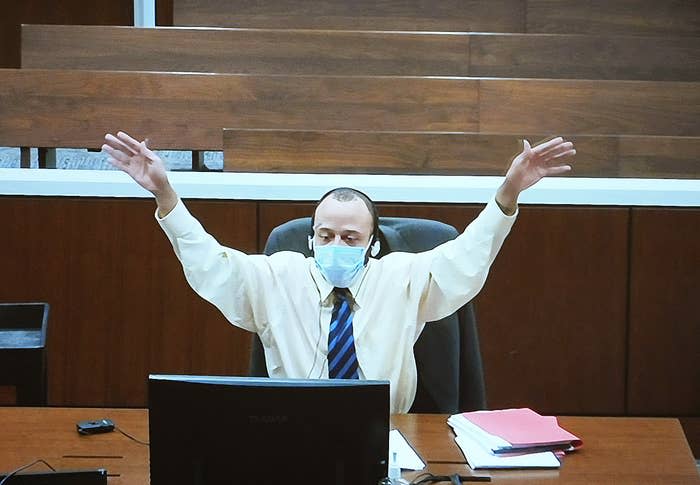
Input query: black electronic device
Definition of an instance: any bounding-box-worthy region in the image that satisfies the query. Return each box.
[76,419,114,435]
[148,375,390,485]
[0,469,107,484]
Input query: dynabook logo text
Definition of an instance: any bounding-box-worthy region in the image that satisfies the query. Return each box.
[248,415,290,424]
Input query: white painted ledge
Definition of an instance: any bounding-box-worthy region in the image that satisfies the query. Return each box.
[1,169,698,207]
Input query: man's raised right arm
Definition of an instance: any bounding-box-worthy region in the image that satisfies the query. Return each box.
[102,130,267,332]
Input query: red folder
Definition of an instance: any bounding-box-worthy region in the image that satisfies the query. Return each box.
[462,408,583,452]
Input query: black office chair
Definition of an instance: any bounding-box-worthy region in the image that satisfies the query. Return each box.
[0,302,49,406]
[249,217,487,413]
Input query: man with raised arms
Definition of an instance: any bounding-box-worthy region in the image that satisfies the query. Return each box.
[103,132,575,413]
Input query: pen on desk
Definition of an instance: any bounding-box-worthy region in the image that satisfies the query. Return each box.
[455,474,491,482]
[492,443,571,455]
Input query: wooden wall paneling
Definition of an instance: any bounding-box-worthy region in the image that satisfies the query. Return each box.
[156,0,174,26]
[104,198,165,405]
[526,0,700,36]
[22,25,471,77]
[0,69,479,151]
[0,197,71,404]
[61,198,134,405]
[627,208,700,417]
[476,206,630,415]
[173,0,524,32]
[478,79,700,137]
[1,0,133,68]
[258,202,316,252]
[0,386,17,405]
[469,33,700,82]
[0,196,257,407]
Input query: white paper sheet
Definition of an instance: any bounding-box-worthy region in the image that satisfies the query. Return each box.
[389,429,426,470]
[454,432,561,469]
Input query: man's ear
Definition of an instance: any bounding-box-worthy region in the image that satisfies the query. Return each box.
[308,235,313,251]
[370,239,380,257]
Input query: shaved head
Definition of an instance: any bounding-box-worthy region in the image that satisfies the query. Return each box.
[311,188,378,247]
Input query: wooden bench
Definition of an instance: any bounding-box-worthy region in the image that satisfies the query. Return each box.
[173,0,700,36]
[1,69,697,163]
[222,129,700,178]
[21,25,700,81]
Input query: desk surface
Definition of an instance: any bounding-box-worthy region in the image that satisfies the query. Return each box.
[0,408,698,484]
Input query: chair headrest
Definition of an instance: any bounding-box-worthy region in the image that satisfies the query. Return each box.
[264,217,458,257]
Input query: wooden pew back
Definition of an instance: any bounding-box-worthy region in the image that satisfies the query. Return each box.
[173,0,700,36]
[1,69,697,151]
[223,129,700,178]
[21,25,700,81]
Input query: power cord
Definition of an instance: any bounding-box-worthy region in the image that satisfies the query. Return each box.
[0,459,55,485]
[409,472,491,484]
[114,425,149,446]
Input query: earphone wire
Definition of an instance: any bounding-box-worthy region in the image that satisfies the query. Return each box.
[0,459,55,485]
[306,291,325,379]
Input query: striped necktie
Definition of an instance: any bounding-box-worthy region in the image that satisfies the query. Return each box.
[327,288,359,379]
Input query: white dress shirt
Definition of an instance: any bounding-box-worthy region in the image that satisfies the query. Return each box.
[157,198,516,413]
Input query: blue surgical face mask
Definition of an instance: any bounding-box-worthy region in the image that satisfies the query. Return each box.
[313,242,370,288]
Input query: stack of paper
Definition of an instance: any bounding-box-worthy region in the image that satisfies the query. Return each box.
[447,408,582,469]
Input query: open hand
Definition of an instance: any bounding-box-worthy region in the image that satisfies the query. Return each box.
[103,131,178,216]
[496,137,575,214]
[102,131,170,195]
[505,137,575,193]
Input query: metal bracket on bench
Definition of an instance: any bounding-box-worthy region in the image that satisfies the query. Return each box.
[192,150,206,171]
[38,148,57,169]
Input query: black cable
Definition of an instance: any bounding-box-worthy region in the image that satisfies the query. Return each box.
[0,459,55,485]
[114,425,149,446]
[409,473,434,484]
[409,472,491,484]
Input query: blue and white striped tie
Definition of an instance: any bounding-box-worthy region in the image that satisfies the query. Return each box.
[327,289,359,379]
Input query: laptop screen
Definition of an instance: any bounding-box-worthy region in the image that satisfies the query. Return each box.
[148,375,390,485]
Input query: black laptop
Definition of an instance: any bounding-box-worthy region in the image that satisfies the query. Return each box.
[0,469,107,484]
[148,375,390,485]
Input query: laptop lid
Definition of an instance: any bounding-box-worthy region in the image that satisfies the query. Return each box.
[148,375,390,485]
